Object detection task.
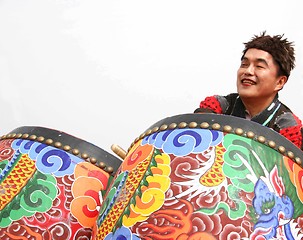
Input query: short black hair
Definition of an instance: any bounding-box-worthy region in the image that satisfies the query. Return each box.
[242,31,295,78]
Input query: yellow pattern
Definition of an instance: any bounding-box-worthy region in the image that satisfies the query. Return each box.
[97,157,151,239]
[96,144,172,240]
[123,154,171,227]
[0,154,36,210]
[199,144,226,187]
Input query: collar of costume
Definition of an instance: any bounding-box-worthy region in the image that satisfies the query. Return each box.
[231,95,281,126]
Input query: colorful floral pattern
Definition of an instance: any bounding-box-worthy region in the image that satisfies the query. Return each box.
[0,138,111,239]
[96,128,303,239]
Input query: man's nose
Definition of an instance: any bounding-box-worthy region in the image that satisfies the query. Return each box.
[244,64,254,75]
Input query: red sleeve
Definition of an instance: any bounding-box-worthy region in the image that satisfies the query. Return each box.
[198,96,223,114]
[279,114,303,149]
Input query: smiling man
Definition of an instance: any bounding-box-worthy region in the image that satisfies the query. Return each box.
[194,32,303,150]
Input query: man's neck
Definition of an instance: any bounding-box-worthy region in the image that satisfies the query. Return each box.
[241,96,276,118]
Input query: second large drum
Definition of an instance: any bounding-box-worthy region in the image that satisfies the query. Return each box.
[94,113,303,240]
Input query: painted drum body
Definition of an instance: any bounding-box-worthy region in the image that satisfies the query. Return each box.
[0,126,122,240]
[95,113,303,240]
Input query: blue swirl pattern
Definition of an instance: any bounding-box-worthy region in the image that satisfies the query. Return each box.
[104,226,140,240]
[142,128,223,156]
[11,139,82,176]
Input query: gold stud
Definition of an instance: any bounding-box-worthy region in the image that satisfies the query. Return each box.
[257,136,266,143]
[287,151,294,159]
[128,143,134,153]
[63,145,71,151]
[72,149,80,155]
[99,162,106,168]
[29,135,37,140]
[16,133,22,138]
[54,142,62,148]
[235,128,244,136]
[258,136,266,143]
[246,131,255,139]
[189,122,198,128]
[268,141,276,148]
[90,157,97,164]
[37,136,45,142]
[106,166,114,173]
[45,139,53,145]
[139,133,146,139]
[128,146,132,153]
[212,123,220,130]
[278,146,286,153]
[22,134,29,139]
[223,125,232,133]
[178,122,187,128]
[295,157,302,165]
[98,162,106,169]
[81,153,89,159]
[200,122,209,129]
[169,123,177,129]
[152,127,159,133]
[160,124,168,131]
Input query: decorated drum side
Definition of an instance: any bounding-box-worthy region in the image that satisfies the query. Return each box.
[94,113,303,240]
[0,126,122,239]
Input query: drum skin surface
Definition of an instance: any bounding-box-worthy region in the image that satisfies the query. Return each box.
[0,126,122,240]
[95,114,303,240]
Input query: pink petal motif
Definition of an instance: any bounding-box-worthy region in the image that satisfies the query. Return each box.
[270,165,285,197]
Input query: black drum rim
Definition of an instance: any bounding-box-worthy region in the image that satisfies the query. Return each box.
[1,126,122,175]
[129,113,303,168]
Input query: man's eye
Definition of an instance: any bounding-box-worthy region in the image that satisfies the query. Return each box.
[240,63,248,67]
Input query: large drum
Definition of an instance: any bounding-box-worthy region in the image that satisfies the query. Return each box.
[94,113,303,240]
[0,126,122,239]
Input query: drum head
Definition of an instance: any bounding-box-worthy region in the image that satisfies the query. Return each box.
[0,126,122,239]
[95,113,303,239]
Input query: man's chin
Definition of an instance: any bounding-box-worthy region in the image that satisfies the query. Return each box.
[237,91,256,99]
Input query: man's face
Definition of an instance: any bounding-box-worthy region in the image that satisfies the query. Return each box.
[237,48,286,102]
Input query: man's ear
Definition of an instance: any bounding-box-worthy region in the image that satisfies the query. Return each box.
[276,76,288,91]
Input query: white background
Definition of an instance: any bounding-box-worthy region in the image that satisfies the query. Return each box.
[0,0,302,155]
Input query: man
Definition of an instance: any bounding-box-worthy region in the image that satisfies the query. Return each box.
[194,32,303,150]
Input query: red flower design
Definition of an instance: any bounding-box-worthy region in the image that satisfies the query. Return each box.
[0,139,14,161]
